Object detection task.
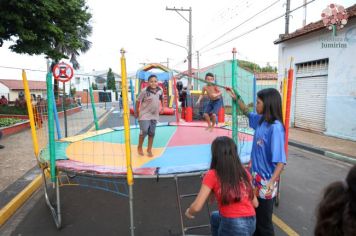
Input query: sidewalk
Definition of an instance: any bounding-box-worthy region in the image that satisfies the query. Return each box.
[0,121,355,226]
[288,128,356,163]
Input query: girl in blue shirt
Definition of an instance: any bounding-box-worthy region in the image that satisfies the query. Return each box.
[227,88,286,236]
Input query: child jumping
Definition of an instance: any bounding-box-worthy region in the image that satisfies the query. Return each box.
[185,136,258,235]
[134,74,164,157]
[196,72,222,131]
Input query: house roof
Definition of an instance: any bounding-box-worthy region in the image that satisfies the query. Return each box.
[274,4,356,44]
[254,72,278,80]
[0,79,47,90]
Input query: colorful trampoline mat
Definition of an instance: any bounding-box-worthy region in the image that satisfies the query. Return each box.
[40,124,253,175]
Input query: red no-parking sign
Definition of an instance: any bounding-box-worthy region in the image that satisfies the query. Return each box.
[52,62,74,82]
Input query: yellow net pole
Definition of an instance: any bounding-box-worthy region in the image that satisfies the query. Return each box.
[22,70,39,159]
[120,48,135,236]
[120,49,133,185]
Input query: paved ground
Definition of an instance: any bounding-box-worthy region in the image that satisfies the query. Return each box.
[0,106,107,192]
[0,146,352,236]
[0,102,355,235]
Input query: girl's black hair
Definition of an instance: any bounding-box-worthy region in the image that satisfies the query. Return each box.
[315,165,356,236]
[210,136,254,205]
[257,88,283,125]
[344,165,356,235]
[315,182,347,236]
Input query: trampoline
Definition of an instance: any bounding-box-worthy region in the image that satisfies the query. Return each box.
[39,122,253,177]
[22,51,257,235]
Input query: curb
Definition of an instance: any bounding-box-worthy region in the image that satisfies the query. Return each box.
[0,108,113,227]
[0,172,42,226]
[289,140,356,165]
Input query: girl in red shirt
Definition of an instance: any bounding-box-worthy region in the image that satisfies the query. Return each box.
[185,136,258,236]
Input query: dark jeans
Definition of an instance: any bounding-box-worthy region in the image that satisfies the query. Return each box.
[210,211,256,236]
[254,198,275,236]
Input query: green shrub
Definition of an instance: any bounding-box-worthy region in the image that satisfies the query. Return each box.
[0,105,28,115]
[0,118,25,127]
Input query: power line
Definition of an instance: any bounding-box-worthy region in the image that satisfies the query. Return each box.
[198,0,280,51]
[0,65,46,73]
[198,0,256,41]
[201,0,316,54]
[0,65,106,77]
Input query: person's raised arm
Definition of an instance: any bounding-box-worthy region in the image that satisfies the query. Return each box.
[225,87,249,116]
[196,87,206,105]
[185,184,212,219]
[213,86,222,99]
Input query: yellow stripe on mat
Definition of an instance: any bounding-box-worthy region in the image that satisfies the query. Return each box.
[273,214,300,236]
[61,128,113,142]
[0,175,42,226]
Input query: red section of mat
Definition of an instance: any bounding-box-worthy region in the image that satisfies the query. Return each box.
[169,121,225,127]
[167,125,253,147]
[168,126,231,147]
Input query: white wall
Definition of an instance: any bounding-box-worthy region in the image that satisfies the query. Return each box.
[0,83,9,94]
[277,19,356,141]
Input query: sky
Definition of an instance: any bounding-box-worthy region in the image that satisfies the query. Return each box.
[0,0,355,81]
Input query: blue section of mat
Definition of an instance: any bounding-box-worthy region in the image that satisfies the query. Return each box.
[143,142,252,174]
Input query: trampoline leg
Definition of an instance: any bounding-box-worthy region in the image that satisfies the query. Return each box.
[174,174,210,236]
[129,185,135,236]
[42,169,62,229]
[174,175,186,236]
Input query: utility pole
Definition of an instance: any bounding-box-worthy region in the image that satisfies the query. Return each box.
[166,6,192,88]
[303,0,307,27]
[285,0,291,34]
[159,58,170,68]
[196,51,200,90]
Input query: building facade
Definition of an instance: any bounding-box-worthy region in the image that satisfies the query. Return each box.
[0,79,47,101]
[275,4,356,141]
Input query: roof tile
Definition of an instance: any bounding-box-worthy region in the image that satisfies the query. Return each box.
[0,79,46,90]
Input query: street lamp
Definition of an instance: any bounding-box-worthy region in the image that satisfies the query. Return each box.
[155,38,188,53]
[155,37,190,83]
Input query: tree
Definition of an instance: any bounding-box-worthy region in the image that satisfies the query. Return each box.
[238,60,261,72]
[0,0,92,68]
[0,0,92,100]
[91,82,98,90]
[70,85,76,97]
[106,68,116,91]
[238,60,277,73]
[107,68,118,100]
[261,63,277,73]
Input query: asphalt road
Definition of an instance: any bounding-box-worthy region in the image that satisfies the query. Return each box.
[0,103,352,236]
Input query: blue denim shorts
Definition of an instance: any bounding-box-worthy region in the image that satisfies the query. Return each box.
[204,98,223,116]
[138,120,157,137]
[210,211,256,236]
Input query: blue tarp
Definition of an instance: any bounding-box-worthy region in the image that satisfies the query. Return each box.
[137,71,172,81]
